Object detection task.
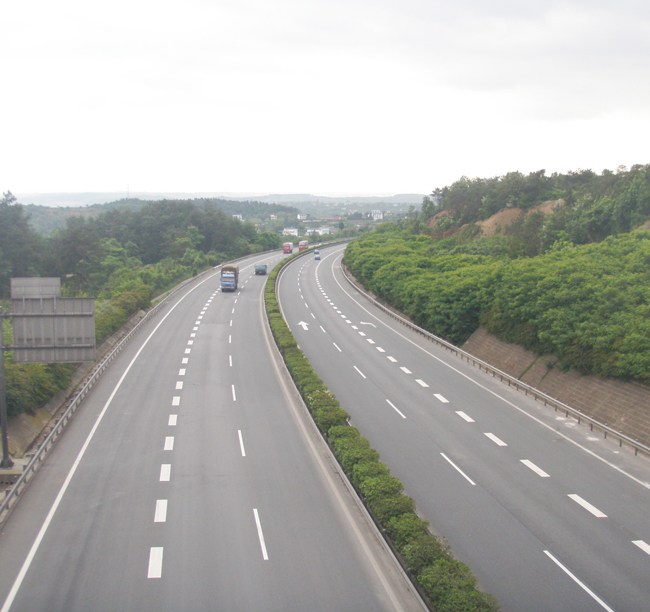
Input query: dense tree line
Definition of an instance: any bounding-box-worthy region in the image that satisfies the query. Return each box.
[344,224,650,385]
[423,165,650,253]
[1,192,283,417]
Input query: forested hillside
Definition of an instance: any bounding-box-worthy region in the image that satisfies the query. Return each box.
[345,165,650,385]
[1,192,283,417]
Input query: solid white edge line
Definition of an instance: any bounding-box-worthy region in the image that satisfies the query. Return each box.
[521,459,550,478]
[154,499,168,523]
[440,453,476,485]
[568,494,607,517]
[253,509,269,560]
[543,550,615,612]
[386,399,406,419]
[147,547,164,579]
[238,430,246,457]
[0,270,220,612]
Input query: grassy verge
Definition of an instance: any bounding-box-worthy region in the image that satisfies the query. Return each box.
[265,254,499,612]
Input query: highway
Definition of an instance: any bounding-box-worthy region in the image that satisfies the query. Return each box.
[277,243,650,612]
[0,252,424,612]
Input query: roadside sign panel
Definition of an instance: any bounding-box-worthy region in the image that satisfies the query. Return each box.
[11,297,95,363]
[10,277,61,299]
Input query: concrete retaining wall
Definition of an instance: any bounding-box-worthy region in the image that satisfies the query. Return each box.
[462,327,650,448]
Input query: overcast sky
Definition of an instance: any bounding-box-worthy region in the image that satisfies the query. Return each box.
[3,0,650,198]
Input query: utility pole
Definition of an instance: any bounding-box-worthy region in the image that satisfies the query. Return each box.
[0,307,13,468]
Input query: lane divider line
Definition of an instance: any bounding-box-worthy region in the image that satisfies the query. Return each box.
[147,547,164,579]
[386,399,406,419]
[521,459,550,478]
[253,509,269,560]
[568,494,607,518]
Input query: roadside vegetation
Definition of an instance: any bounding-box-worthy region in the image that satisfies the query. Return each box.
[1,192,283,418]
[265,254,499,611]
[344,164,650,385]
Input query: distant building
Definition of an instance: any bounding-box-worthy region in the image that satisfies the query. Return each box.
[283,228,299,236]
[371,210,383,220]
[270,214,277,220]
[233,214,243,221]
[297,214,308,220]
[306,227,332,236]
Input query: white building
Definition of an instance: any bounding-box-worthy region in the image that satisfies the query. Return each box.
[371,210,383,220]
[283,228,299,236]
[233,214,243,221]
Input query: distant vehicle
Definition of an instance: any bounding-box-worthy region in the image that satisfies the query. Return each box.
[254,263,267,275]
[221,264,239,291]
[314,250,320,260]
[298,240,309,251]
[283,242,293,254]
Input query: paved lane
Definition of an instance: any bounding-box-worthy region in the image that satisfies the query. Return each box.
[277,245,650,612]
[0,253,424,612]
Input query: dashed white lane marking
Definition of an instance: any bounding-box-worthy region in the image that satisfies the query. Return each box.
[400,366,411,374]
[456,411,475,423]
[351,325,358,330]
[387,356,397,362]
[159,464,171,482]
[253,509,269,560]
[441,453,476,485]
[632,540,650,556]
[195,320,201,325]
[238,430,246,457]
[179,369,186,376]
[168,415,177,426]
[543,550,615,612]
[358,331,366,337]
[354,366,367,379]
[154,500,168,523]
[434,393,449,403]
[333,343,342,352]
[164,437,174,451]
[147,547,164,578]
[568,494,607,517]
[484,433,507,446]
[182,358,188,364]
[232,385,237,401]
[198,316,203,320]
[312,313,316,319]
[229,335,232,343]
[187,340,194,345]
[521,459,550,477]
[416,379,429,388]
[190,333,196,338]
[229,355,233,367]
[230,320,233,326]
[184,348,191,354]
[386,399,406,419]
[172,397,180,406]
[376,347,385,353]
[232,308,235,314]
[320,326,326,333]
[175,381,183,390]
[367,338,375,344]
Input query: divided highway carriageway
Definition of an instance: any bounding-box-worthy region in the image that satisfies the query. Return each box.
[0,251,425,612]
[277,243,650,612]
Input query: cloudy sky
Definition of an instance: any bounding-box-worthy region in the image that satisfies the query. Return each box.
[3,0,650,198]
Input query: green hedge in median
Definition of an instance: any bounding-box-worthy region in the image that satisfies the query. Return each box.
[264,254,499,612]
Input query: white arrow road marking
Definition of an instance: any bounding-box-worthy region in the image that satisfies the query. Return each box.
[298,321,309,330]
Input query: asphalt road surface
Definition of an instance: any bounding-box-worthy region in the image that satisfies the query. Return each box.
[277,244,650,612]
[0,251,425,612]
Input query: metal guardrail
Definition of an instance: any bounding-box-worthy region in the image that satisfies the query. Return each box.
[341,264,650,458]
[0,265,221,527]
